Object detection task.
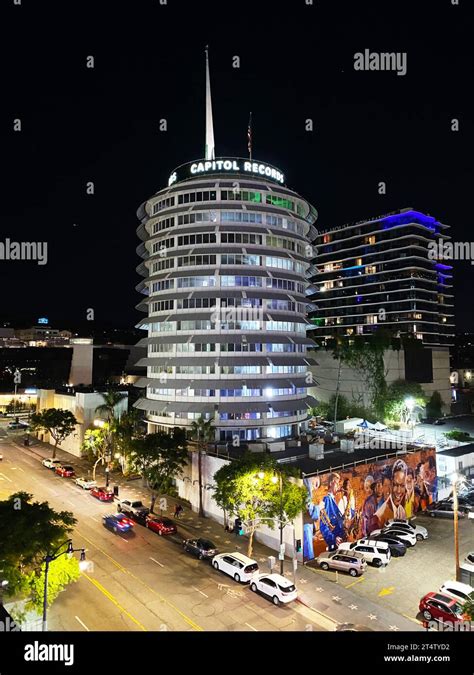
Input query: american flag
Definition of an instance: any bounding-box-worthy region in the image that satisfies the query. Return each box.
[247,112,252,159]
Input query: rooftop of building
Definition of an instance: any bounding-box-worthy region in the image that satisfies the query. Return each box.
[317,207,449,236]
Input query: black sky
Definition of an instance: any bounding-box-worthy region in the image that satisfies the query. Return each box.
[2,0,473,332]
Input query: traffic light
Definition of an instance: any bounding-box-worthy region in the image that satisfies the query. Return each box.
[295,539,302,553]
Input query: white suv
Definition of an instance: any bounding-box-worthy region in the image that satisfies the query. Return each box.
[338,539,391,567]
[250,573,297,605]
[212,552,259,583]
[440,580,474,603]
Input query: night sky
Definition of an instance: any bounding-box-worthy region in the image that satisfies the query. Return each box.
[2,0,473,332]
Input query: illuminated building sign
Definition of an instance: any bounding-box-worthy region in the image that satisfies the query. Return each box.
[168,157,285,187]
[37,317,49,325]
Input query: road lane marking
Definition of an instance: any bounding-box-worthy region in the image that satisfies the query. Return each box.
[0,473,12,483]
[76,529,203,631]
[75,616,90,631]
[82,575,147,631]
[245,622,258,631]
[192,586,208,598]
[89,517,99,523]
[150,557,164,567]
[346,576,365,588]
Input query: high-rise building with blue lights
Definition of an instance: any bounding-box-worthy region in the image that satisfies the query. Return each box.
[308,208,454,347]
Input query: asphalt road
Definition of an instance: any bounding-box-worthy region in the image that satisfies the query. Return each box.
[0,433,329,632]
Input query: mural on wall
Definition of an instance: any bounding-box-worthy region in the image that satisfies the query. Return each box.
[303,448,437,561]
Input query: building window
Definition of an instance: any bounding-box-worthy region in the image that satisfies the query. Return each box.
[323,234,332,244]
[265,195,294,210]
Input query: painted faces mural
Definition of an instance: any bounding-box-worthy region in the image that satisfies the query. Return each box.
[302,448,438,560]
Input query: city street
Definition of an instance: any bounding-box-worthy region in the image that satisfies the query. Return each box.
[0,428,422,632]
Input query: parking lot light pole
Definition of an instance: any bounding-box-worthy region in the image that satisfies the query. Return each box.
[42,540,87,632]
[452,473,460,582]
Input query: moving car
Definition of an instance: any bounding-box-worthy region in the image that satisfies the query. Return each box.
[117,499,150,523]
[419,592,466,624]
[102,513,134,534]
[439,580,474,604]
[90,486,114,502]
[385,518,428,541]
[183,538,218,560]
[211,552,259,583]
[427,501,466,519]
[369,534,407,557]
[42,458,61,470]
[338,539,391,567]
[250,573,297,605]
[316,550,366,576]
[74,476,97,490]
[376,526,417,547]
[145,515,177,535]
[55,465,75,478]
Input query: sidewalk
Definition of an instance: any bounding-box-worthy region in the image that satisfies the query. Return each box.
[8,433,424,632]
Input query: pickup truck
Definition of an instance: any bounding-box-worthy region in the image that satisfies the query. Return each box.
[116,499,150,524]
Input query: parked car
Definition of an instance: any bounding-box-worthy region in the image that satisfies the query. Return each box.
[439,580,474,604]
[250,573,297,605]
[419,592,466,624]
[211,552,259,583]
[42,458,62,470]
[338,539,391,567]
[74,476,97,490]
[117,499,150,523]
[385,518,428,541]
[183,538,218,560]
[428,502,466,519]
[444,496,474,514]
[102,513,134,534]
[146,515,177,535]
[7,421,29,430]
[464,552,474,573]
[316,550,367,576]
[375,526,417,547]
[55,465,75,478]
[369,534,407,557]
[90,486,114,502]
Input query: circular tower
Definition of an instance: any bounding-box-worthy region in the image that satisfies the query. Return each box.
[135,157,318,446]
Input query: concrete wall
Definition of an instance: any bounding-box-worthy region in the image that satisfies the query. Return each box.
[309,347,451,412]
[69,340,94,386]
[36,389,128,458]
[175,451,303,560]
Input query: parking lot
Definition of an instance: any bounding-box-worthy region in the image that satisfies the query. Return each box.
[308,513,473,624]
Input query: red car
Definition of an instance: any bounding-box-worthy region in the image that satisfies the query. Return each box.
[90,486,114,502]
[145,515,177,536]
[55,465,75,478]
[419,592,466,624]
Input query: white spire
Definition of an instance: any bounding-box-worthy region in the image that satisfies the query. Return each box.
[205,45,215,160]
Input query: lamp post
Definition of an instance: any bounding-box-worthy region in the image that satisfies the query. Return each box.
[452,473,460,582]
[42,540,87,632]
[272,472,284,574]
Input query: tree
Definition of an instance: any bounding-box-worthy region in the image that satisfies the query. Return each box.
[426,390,443,419]
[0,492,78,614]
[213,453,307,557]
[82,425,110,480]
[129,429,188,494]
[95,390,128,422]
[113,408,145,474]
[189,417,214,518]
[29,409,77,458]
[383,380,426,424]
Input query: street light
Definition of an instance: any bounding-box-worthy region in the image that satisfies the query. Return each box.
[451,472,463,582]
[42,539,87,632]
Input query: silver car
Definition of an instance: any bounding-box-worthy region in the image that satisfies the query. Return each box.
[316,550,366,577]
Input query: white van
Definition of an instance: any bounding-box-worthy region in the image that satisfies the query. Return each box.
[211,552,259,583]
[338,538,391,567]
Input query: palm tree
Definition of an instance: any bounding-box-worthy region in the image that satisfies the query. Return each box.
[95,390,128,423]
[189,416,214,518]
